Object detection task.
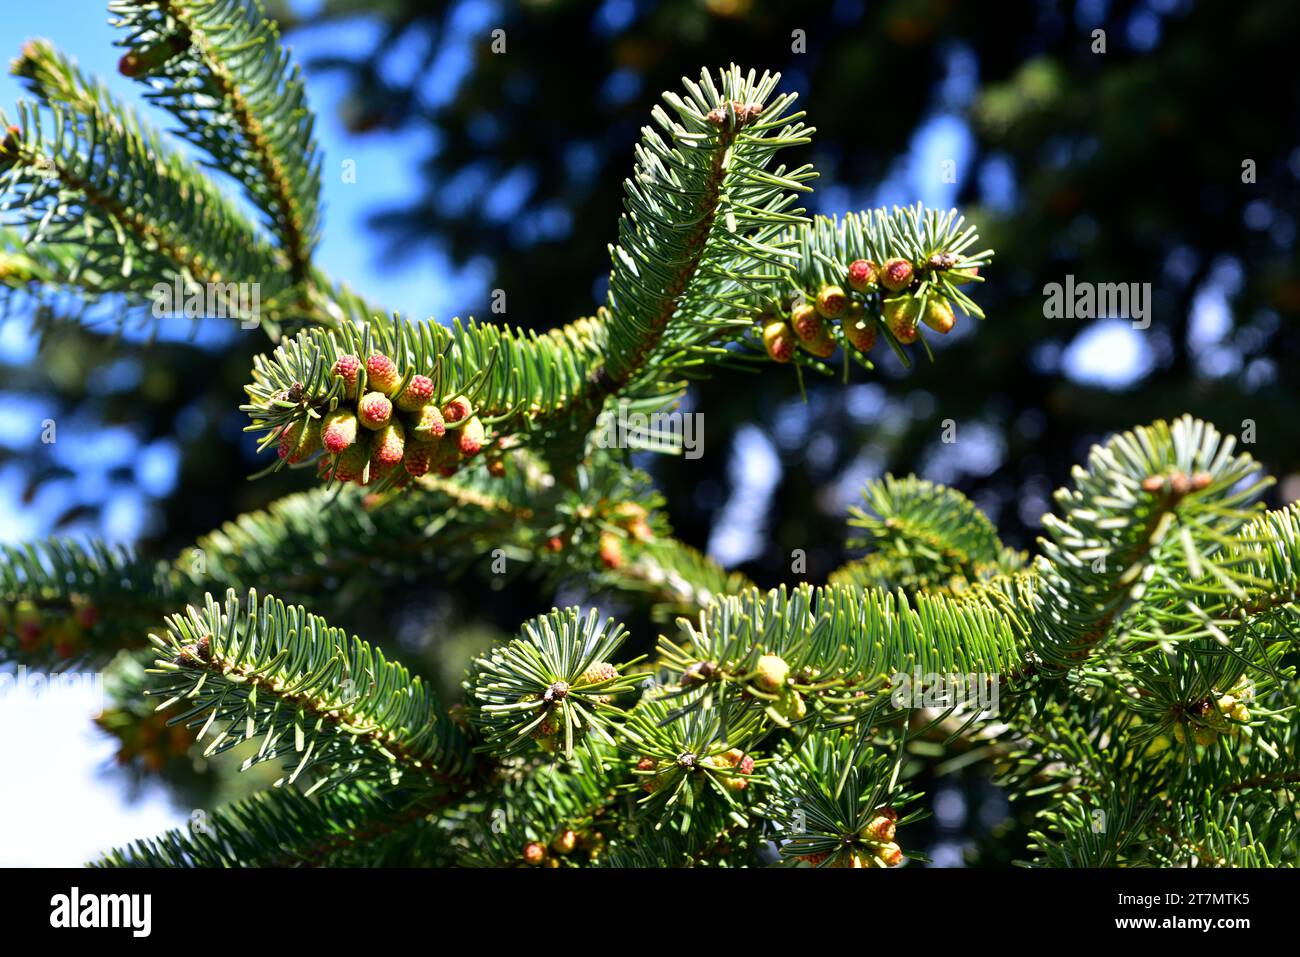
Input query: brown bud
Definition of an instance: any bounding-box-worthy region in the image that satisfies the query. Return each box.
[522,842,546,866]
[551,829,578,855]
[176,636,211,668]
[117,31,190,78]
[682,661,718,686]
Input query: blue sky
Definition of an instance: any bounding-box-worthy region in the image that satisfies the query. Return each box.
[0,1,1173,865]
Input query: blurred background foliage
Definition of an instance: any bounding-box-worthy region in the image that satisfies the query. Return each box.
[4,0,1299,865]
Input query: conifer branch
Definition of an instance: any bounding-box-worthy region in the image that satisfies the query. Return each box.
[0,541,176,667]
[831,474,1025,595]
[1,42,292,331]
[1025,415,1269,672]
[763,730,920,868]
[95,781,447,867]
[233,68,991,492]
[146,589,472,789]
[459,747,623,867]
[464,607,642,760]
[109,0,322,287]
[653,581,1032,734]
[0,460,712,670]
[599,66,813,393]
[848,474,1004,570]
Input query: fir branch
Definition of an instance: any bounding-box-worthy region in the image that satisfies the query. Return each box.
[848,474,1004,571]
[0,457,691,671]
[458,746,623,867]
[1025,788,1159,868]
[762,729,921,868]
[1211,698,1300,796]
[760,206,994,370]
[1,43,292,331]
[463,607,642,759]
[607,536,754,620]
[654,581,1032,732]
[239,314,611,474]
[186,452,678,601]
[1026,415,1269,672]
[599,65,813,393]
[95,781,444,867]
[1167,502,1300,634]
[0,540,176,668]
[240,192,997,493]
[147,588,472,789]
[109,0,322,286]
[243,73,1021,489]
[620,694,766,835]
[831,474,1019,595]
